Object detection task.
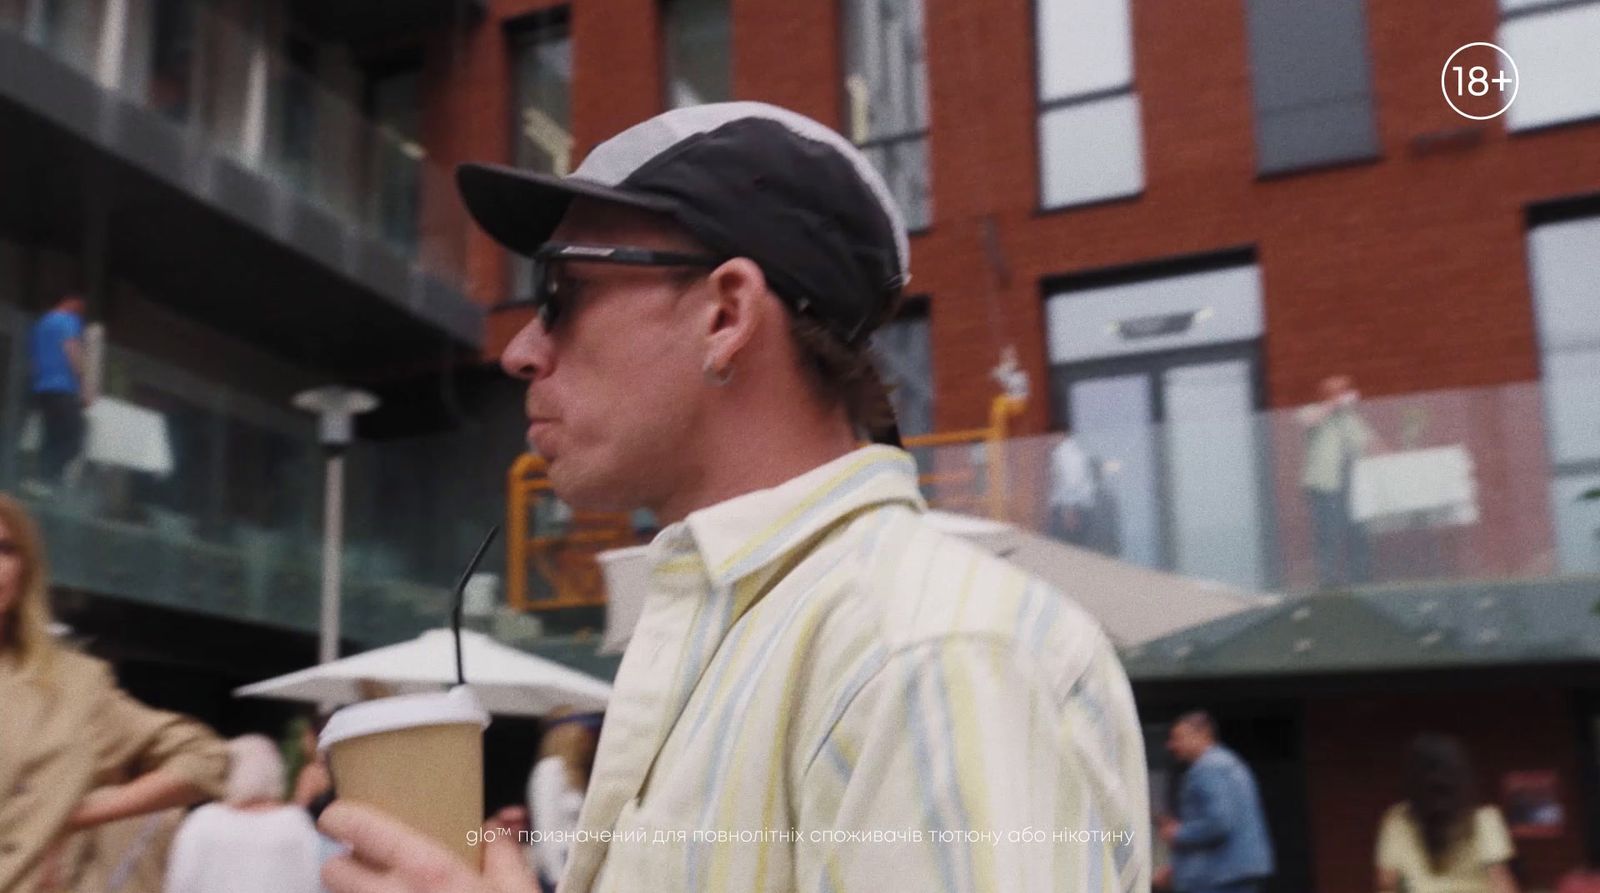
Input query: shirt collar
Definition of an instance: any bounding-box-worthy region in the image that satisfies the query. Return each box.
[659,445,925,592]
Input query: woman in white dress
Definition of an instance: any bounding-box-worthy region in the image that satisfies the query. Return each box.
[164,735,323,893]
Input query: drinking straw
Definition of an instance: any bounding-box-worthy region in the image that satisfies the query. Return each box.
[452,525,501,686]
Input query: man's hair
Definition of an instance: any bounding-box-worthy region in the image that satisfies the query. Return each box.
[787,314,900,445]
[1174,710,1216,739]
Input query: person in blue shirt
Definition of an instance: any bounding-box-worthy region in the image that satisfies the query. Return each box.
[27,295,89,483]
[1159,711,1275,893]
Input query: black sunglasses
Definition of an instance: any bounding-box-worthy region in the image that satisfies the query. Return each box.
[529,243,725,328]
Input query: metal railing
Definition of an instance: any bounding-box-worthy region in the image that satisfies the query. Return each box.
[502,395,1029,613]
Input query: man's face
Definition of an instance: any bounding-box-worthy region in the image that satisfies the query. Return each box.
[1166,722,1210,763]
[500,201,714,513]
[1320,375,1353,402]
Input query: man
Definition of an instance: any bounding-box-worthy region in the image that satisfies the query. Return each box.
[1297,374,1378,587]
[27,295,90,485]
[319,102,1148,893]
[1159,712,1273,893]
[1049,430,1099,548]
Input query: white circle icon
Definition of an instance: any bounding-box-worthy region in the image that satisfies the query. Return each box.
[1442,43,1519,121]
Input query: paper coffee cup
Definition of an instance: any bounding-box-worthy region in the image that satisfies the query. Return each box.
[319,686,491,868]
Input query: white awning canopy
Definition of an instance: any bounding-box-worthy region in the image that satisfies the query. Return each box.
[599,511,1277,654]
[235,628,611,716]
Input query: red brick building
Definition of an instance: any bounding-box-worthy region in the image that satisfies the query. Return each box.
[398,1,1600,890]
[5,0,1597,888]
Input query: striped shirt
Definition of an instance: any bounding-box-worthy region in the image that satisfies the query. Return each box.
[560,446,1149,893]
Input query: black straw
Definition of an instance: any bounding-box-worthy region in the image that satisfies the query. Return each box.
[451,525,501,686]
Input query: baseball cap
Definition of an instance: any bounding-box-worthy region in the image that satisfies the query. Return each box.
[456,102,911,347]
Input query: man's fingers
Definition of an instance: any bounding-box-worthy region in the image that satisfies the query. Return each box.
[484,837,541,893]
[319,801,467,887]
[322,854,401,893]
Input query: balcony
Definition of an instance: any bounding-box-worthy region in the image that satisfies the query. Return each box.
[0,303,519,648]
[897,383,1600,680]
[0,0,483,372]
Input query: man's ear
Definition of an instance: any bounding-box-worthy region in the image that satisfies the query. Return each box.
[701,258,773,372]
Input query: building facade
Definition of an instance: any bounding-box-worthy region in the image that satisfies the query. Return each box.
[4,0,1600,889]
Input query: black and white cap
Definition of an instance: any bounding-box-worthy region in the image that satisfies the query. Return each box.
[457,102,911,346]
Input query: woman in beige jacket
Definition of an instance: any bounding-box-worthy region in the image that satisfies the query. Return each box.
[0,494,228,892]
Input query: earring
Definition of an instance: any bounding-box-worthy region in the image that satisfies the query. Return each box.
[703,361,733,387]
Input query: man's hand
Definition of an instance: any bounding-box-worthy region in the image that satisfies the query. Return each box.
[319,801,539,893]
[1158,816,1180,845]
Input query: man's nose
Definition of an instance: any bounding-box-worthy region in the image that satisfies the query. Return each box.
[500,316,553,381]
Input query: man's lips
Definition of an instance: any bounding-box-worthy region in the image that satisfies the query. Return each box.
[527,418,558,449]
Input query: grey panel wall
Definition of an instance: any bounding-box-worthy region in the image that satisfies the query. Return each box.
[1245,0,1380,175]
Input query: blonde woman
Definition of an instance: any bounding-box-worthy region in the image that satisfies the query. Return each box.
[0,494,228,892]
[164,735,323,893]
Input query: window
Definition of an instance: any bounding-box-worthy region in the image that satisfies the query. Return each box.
[365,57,425,253]
[509,12,574,299]
[1500,0,1600,131]
[841,0,930,230]
[662,0,730,109]
[1044,255,1268,589]
[1527,211,1600,573]
[1243,0,1380,175]
[872,304,933,438]
[1035,0,1144,208]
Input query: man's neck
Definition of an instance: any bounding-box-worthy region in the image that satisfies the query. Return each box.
[655,421,862,525]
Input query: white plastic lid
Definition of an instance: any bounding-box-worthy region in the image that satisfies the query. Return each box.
[318,686,490,751]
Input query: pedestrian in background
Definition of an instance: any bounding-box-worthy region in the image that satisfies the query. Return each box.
[1298,374,1379,588]
[164,734,324,893]
[1160,711,1275,893]
[1376,734,1519,893]
[0,493,228,892]
[25,294,91,489]
[527,706,598,893]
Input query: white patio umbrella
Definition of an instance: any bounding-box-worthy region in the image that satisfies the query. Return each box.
[235,628,611,716]
[598,511,1276,654]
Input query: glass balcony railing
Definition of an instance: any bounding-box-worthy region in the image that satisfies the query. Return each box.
[909,384,1600,676]
[0,0,470,291]
[0,304,514,647]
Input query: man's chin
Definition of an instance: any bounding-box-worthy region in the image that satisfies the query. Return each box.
[545,462,634,514]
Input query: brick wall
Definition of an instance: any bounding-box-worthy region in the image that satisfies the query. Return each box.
[426,0,1600,427]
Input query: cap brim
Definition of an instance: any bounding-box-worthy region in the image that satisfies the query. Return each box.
[455,163,679,257]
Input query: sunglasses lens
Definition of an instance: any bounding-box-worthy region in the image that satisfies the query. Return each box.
[532,258,561,328]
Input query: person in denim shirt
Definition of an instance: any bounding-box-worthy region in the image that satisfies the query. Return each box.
[1159,712,1274,893]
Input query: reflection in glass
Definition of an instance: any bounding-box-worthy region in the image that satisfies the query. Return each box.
[1067,374,1158,570]
[872,314,933,437]
[841,0,931,227]
[662,0,730,109]
[510,15,574,298]
[367,66,423,253]
[1165,361,1265,589]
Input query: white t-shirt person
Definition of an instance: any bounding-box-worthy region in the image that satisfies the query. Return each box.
[529,755,586,887]
[164,803,323,893]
